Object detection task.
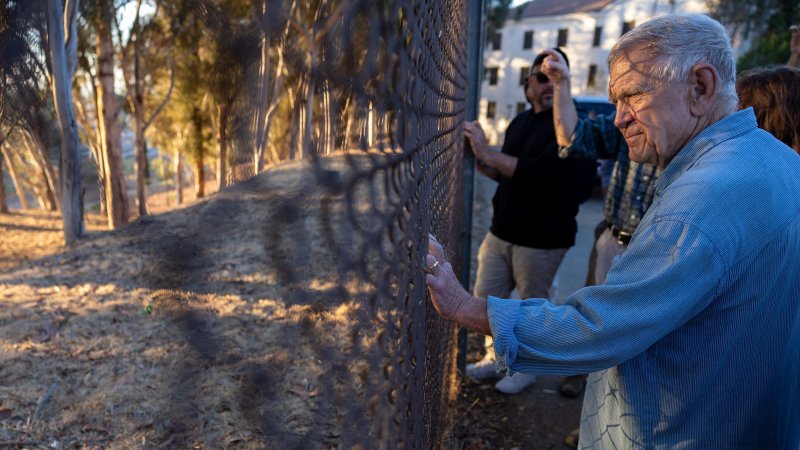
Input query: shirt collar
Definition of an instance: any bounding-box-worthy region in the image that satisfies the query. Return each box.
[654,108,758,195]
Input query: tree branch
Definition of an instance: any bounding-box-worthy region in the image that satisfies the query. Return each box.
[143,42,175,132]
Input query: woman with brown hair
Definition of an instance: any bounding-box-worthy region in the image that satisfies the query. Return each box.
[737,65,800,154]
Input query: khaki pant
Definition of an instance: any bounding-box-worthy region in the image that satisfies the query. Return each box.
[473,231,568,357]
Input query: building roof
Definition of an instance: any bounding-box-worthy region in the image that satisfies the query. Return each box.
[511,0,615,19]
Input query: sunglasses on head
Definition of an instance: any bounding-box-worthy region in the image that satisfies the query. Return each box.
[530,72,550,84]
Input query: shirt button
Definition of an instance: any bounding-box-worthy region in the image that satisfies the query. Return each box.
[630,214,636,219]
[636,195,642,201]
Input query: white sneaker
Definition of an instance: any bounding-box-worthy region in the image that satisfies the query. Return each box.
[494,372,536,394]
[466,358,502,381]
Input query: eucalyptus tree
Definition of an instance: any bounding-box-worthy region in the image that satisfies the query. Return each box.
[0,142,29,210]
[0,0,31,210]
[251,0,292,173]
[76,0,129,228]
[44,0,85,242]
[206,0,258,189]
[176,0,260,189]
[0,1,61,212]
[163,0,213,198]
[0,0,84,240]
[118,0,174,216]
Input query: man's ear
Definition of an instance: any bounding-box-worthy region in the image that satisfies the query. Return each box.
[688,63,719,116]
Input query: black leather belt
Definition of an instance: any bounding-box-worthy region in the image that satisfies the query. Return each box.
[608,224,632,246]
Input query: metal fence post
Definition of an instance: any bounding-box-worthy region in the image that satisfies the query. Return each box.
[459,0,486,373]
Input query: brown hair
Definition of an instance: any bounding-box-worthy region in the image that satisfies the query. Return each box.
[737,65,800,154]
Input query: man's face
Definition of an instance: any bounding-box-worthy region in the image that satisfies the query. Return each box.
[526,64,554,111]
[608,48,696,168]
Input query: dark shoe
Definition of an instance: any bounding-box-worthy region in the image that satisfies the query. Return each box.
[559,374,586,398]
[564,427,580,449]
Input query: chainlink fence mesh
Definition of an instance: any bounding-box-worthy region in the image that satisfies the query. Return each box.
[143,0,471,447]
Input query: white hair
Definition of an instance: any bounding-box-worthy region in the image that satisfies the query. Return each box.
[608,14,738,110]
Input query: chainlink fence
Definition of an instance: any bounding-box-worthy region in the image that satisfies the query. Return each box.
[146,0,473,447]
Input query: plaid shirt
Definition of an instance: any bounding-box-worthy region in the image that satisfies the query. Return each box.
[558,112,660,234]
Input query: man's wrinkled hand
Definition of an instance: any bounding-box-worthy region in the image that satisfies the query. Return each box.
[424,236,472,321]
[424,254,471,320]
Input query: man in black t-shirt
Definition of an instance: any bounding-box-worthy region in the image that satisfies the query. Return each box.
[462,49,595,394]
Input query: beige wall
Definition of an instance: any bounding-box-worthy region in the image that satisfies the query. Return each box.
[479,0,723,145]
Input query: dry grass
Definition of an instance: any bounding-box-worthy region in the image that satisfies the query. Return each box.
[0,157,442,448]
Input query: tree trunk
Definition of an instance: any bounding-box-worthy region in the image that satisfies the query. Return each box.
[32,185,49,209]
[73,93,106,215]
[0,155,7,213]
[174,148,183,205]
[96,18,129,228]
[254,10,291,171]
[217,103,229,189]
[1,146,29,209]
[23,133,59,211]
[290,76,307,160]
[195,158,204,198]
[45,0,84,242]
[134,113,148,216]
[260,47,286,167]
[304,72,315,157]
[193,107,205,198]
[131,4,148,217]
[342,95,353,151]
[31,133,59,210]
[253,26,270,173]
[143,142,150,181]
[95,130,107,217]
[321,79,334,155]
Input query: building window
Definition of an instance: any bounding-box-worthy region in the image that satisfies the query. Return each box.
[621,21,635,36]
[557,28,568,47]
[587,64,598,88]
[489,32,502,50]
[485,67,498,85]
[486,101,496,119]
[519,66,530,85]
[592,26,602,47]
[517,102,527,115]
[523,31,534,49]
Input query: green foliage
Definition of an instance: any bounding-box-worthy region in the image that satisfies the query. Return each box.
[736,30,793,72]
[709,0,800,72]
[488,0,513,32]
[149,155,173,181]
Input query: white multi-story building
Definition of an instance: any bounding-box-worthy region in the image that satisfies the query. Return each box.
[479,0,711,145]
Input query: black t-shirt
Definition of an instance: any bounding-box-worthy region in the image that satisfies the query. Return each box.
[489,107,596,249]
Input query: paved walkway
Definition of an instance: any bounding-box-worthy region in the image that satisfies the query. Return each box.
[554,193,604,304]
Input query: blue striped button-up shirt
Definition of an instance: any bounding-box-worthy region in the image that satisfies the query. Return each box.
[559,112,660,234]
[489,108,800,449]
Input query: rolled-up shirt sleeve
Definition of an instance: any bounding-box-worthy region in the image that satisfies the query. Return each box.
[488,219,725,376]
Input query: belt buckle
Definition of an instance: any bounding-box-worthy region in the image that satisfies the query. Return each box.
[617,231,631,246]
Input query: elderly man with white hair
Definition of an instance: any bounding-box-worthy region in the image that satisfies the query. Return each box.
[424,13,800,449]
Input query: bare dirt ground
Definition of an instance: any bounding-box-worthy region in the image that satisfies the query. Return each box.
[0,160,583,449]
[2,158,433,449]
